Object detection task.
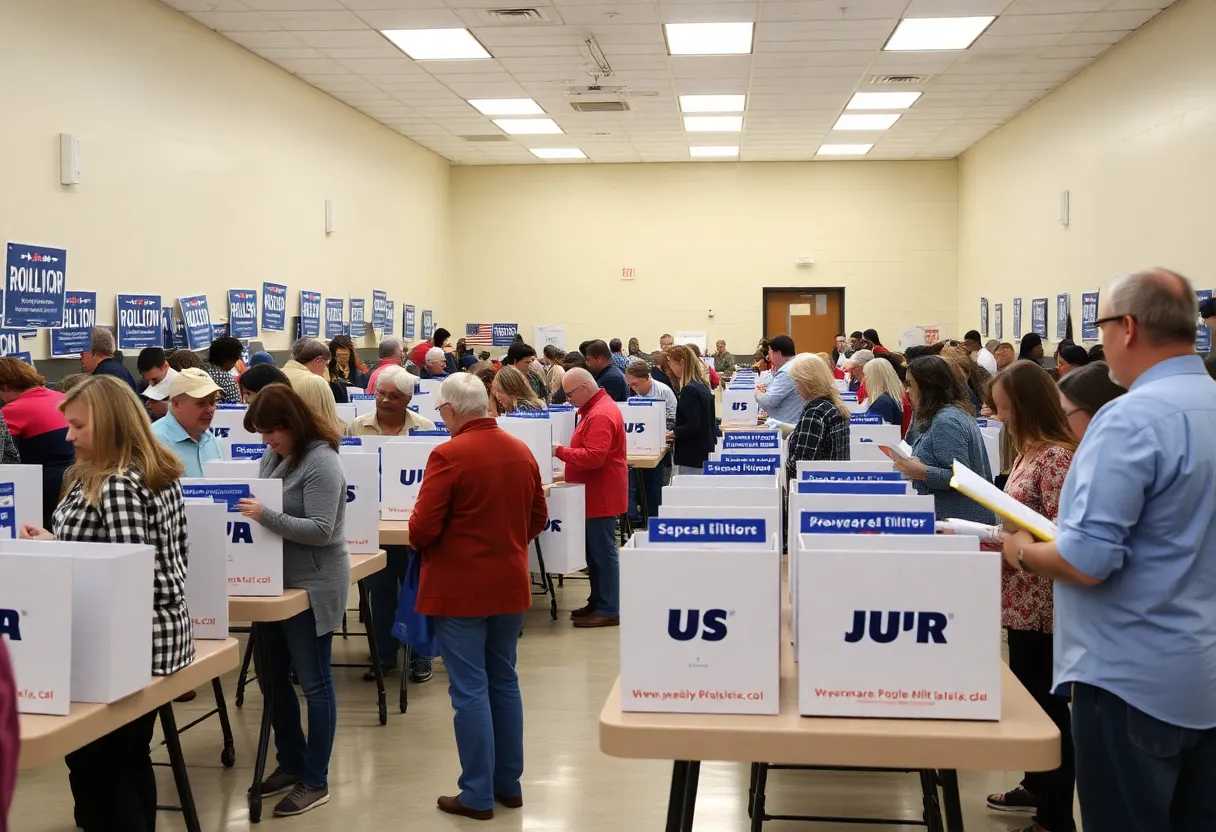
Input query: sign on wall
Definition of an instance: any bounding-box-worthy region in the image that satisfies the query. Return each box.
[262,282,287,332]
[491,323,519,347]
[1198,289,1213,353]
[4,243,66,329]
[403,304,416,340]
[349,298,365,335]
[178,295,213,350]
[227,289,258,340]
[979,297,989,338]
[51,290,96,358]
[1012,298,1023,339]
[324,297,345,339]
[116,294,163,351]
[385,300,395,336]
[421,309,434,340]
[534,325,566,352]
[372,290,387,331]
[1031,298,1048,338]
[994,303,1003,340]
[299,290,321,338]
[1081,292,1099,341]
[1056,293,1070,340]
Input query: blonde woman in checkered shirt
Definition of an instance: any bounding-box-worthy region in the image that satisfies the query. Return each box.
[21,374,193,831]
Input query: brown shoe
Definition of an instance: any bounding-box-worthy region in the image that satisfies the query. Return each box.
[437,795,493,820]
[574,613,620,628]
[174,690,197,703]
[570,604,594,620]
[495,794,523,809]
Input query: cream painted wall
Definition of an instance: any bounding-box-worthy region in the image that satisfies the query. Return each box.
[451,161,959,353]
[0,0,449,359]
[959,0,1215,352]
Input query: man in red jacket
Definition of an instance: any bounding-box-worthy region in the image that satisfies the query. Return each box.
[554,367,627,628]
[410,373,548,821]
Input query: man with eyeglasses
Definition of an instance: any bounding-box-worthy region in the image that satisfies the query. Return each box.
[347,366,434,437]
[1002,268,1216,832]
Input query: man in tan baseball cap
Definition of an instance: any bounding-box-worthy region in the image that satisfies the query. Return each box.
[150,367,223,477]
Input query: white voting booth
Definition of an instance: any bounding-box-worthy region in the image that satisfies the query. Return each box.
[0,548,73,714]
[181,478,284,596]
[977,418,1004,477]
[211,405,260,449]
[335,403,356,425]
[618,399,665,456]
[409,391,441,425]
[204,459,259,478]
[530,483,586,574]
[850,424,902,446]
[340,453,379,553]
[0,464,44,536]
[620,517,781,715]
[548,404,576,477]
[721,386,759,426]
[380,438,447,518]
[184,499,229,639]
[350,393,377,419]
[658,503,781,541]
[499,413,555,485]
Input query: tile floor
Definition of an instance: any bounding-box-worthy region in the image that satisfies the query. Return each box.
[12,585,1039,831]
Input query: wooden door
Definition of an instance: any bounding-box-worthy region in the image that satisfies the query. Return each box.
[763,289,843,355]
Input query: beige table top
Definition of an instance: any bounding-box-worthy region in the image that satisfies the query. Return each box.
[228,551,386,622]
[627,452,666,469]
[379,520,410,546]
[19,638,240,770]
[601,626,1060,772]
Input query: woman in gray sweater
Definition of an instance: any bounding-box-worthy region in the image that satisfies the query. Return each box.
[236,384,349,819]
[895,356,997,524]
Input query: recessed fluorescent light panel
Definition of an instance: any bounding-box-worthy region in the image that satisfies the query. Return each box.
[833,113,901,131]
[689,146,739,158]
[381,28,490,61]
[468,98,544,116]
[846,91,922,110]
[683,115,743,132]
[884,17,995,51]
[531,148,586,159]
[817,144,874,156]
[665,22,754,56]
[493,118,564,135]
[679,94,746,113]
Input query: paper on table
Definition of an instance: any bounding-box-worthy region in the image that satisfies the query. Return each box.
[878,440,914,463]
[949,460,1058,541]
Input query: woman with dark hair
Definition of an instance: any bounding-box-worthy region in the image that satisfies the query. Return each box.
[892,356,996,522]
[541,344,566,395]
[862,328,889,355]
[666,345,717,475]
[237,385,348,817]
[1056,361,1126,440]
[550,352,590,405]
[1085,344,1105,362]
[983,362,1078,830]
[0,357,72,525]
[753,338,771,372]
[1054,344,1090,378]
[327,334,368,389]
[1019,333,1045,362]
[627,337,644,359]
[238,365,290,402]
[167,349,204,372]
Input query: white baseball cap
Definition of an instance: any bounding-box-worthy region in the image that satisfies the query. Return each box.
[141,367,178,401]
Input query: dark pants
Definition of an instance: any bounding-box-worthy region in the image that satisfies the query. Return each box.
[255,607,337,789]
[66,710,158,831]
[367,544,409,668]
[628,464,666,522]
[1072,682,1216,832]
[1007,628,1075,832]
[585,516,620,618]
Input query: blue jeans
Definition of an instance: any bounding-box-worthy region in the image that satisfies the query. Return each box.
[1072,682,1216,831]
[256,608,337,789]
[585,516,619,618]
[434,614,525,811]
[628,465,665,522]
[366,545,430,668]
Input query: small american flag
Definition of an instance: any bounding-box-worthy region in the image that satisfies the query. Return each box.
[464,323,493,345]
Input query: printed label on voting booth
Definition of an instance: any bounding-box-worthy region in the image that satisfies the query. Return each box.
[0,465,44,534]
[380,440,445,518]
[0,550,73,714]
[498,414,554,485]
[184,500,228,639]
[722,430,780,451]
[210,406,259,448]
[350,393,377,419]
[340,453,379,553]
[703,458,780,476]
[181,478,284,596]
[530,483,586,575]
[721,387,758,426]
[618,400,665,455]
[798,548,1001,720]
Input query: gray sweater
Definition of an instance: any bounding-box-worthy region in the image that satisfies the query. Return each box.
[258,440,350,635]
[906,406,997,524]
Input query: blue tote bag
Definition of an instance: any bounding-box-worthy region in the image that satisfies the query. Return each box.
[391,549,439,657]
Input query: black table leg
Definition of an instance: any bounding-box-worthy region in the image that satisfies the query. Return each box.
[212,677,236,767]
[158,703,201,832]
[357,578,388,725]
[939,770,964,832]
[665,761,690,832]
[533,538,558,620]
[680,761,700,832]
[235,630,255,708]
[750,763,769,832]
[248,623,275,823]
[634,466,649,521]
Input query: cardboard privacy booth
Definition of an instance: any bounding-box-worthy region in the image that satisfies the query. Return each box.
[620,522,781,715]
[850,441,893,462]
[415,377,442,396]
[340,435,398,456]
[663,482,782,513]
[850,424,902,446]
[380,439,447,519]
[210,405,259,446]
[0,548,73,714]
[530,483,586,575]
[721,387,759,426]
[204,459,260,478]
[618,399,666,456]
[548,403,576,476]
[181,478,285,596]
[0,464,44,537]
[408,391,441,425]
[977,419,1004,478]
[797,546,1001,720]
[498,413,555,485]
[335,403,357,425]
[225,442,267,462]
[350,393,377,419]
[798,460,897,482]
[184,499,229,639]
[340,452,379,554]
[658,503,781,547]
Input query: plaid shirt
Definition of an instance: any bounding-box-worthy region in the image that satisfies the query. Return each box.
[786,397,851,479]
[205,363,242,405]
[0,411,19,464]
[53,469,195,676]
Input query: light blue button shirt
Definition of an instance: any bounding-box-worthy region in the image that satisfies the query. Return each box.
[1054,355,1216,729]
[756,363,803,426]
[636,378,678,430]
[151,411,223,478]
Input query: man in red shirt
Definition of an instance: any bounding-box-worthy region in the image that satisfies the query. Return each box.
[365,336,406,394]
[554,368,627,628]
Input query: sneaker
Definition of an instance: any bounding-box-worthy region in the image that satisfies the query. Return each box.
[570,604,594,620]
[987,786,1038,814]
[273,783,330,817]
[410,660,433,683]
[247,768,301,798]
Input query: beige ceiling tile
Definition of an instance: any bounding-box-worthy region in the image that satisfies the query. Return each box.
[353,7,465,27]
[249,46,325,59]
[1075,7,1162,29]
[869,52,961,73]
[760,0,910,22]
[420,58,508,75]
[558,4,660,24]
[163,0,249,11]
[333,56,419,73]
[188,10,281,29]
[1005,0,1106,11]
[340,0,450,8]
[264,9,368,28]
[473,29,582,47]
[985,12,1093,34]
[293,28,392,46]
[1055,29,1131,44]
[1103,0,1173,9]
[245,0,344,9]
[491,45,584,58]
[657,2,759,23]
[750,63,868,79]
[316,44,407,58]
[303,74,379,91]
[948,57,1028,74]
[673,80,751,95]
[903,0,1011,15]
[752,49,873,67]
[221,29,305,46]
[439,78,530,96]
[272,56,349,73]
[753,37,885,52]
[1041,41,1112,58]
[974,32,1065,48]
[667,55,753,79]
[754,19,897,41]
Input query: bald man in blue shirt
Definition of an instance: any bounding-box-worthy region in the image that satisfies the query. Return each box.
[1005,268,1216,832]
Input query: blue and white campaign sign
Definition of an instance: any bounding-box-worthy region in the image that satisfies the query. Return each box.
[10,352,31,366]
[994,303,1003,339]
[403,304,416,340]
[1198,289,1213,353]
[116,294,163,351]
[980,297,989,338]
[385,300,394,335]
[800,511,934,535]
[1013,298,1023,338]
[799,469,903,482]
[797,481,908,495]
[372,290,387,331]
[648,518,767,545]
[722,430,781,450]
[850,414,883,425]
[1031,297,1048,338]
[324,297,345,339]
[227,289,258,339]
[704,458,780,476]
[492,323,519,347]
[178,295,213,350]
[262,282,286,332]
[1081,292,1099,341]
[421,309,433,340]
[229,444,267,461]
[349,298,365,334]
[299,290,321,338]
[1056,293,1070,340]
[4,243,67,329]
[50,290,96,357]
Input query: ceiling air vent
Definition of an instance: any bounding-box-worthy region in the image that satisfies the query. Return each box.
[461,134,510,143]
[870,74,928,85]
[569,100,630,113]
[483,7,552,21]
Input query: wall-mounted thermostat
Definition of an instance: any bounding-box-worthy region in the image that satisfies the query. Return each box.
[59,133,81,185]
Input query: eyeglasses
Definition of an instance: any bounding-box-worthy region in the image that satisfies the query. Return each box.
[1093,313,1135,328]
[1062,407,1087,418]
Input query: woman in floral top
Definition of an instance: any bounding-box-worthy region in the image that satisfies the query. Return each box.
[984,361,1077,832]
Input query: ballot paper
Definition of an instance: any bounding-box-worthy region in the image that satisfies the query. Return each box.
[950,460,1057,541]
[878,440,914,463]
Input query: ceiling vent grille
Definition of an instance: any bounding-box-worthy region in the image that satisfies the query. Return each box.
[569,100,630,112]
[483,7,552,21]
[870,74,928,85]
[461,134,510,143]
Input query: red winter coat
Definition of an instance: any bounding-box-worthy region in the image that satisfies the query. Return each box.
[555,389,628,519]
